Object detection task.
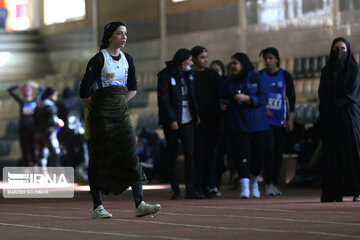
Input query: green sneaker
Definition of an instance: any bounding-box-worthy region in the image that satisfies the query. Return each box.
[135,201,161,217]
[92,205,112,219]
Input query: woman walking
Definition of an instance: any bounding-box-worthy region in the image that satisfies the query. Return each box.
[259,47,296,196]
[79,21,161,218]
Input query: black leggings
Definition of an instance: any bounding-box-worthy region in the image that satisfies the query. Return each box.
[89,178,144,209]
[264,125,286,185]
[231,131,267,179]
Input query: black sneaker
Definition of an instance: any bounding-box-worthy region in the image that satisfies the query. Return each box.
[207,187,221,198]
[185,191,205,199]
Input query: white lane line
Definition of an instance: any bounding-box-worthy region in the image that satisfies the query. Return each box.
[156,211,360,227]
[164,203,360,214]
[0,212,83,220]
[166,198,360,208]
[0,222,191,240]
[111,218,360,239]
[0,212,359,239]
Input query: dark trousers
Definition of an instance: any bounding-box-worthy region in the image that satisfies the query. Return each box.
[19,127,37,166]
[35,130,61,167]
[264,125,286,185]
[232,131,267,179]
[194,127,218,193]
[163,122,195,194]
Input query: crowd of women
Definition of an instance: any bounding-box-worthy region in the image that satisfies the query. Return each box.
[156,38,360,204]
[156,45,295,200]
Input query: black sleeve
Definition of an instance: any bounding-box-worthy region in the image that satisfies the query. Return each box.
[7,85,22,104]
[124,52,137,91]
[79,52,104,98]
[283,70,296,112]
[157,72,176,123]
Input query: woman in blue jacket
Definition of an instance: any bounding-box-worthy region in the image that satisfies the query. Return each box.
[220,53,268,198]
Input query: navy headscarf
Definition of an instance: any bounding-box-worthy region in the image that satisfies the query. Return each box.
[232,52,254,82]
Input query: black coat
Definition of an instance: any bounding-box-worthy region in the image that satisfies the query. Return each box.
[157,61,199,126]
[318,37,360,197]
[193,68,222,132]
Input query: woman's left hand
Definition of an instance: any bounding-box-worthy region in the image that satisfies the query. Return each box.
[195,116,201,125]
[286,119,294,132]
[286,112,294,132]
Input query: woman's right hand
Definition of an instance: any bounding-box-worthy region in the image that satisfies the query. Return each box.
[220,103,227,111]
[82,97,92,110]
[234,93,250,103]
[170,121,178,130]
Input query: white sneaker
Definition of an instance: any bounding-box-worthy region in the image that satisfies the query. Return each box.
[92,205,112,219]
[135,201,161,217]
[250,183,260,198]
[273,185,282,196]
[265,184,275,196]
[250,175,260,198]
[215,190,222,197]
[239,178,250,199]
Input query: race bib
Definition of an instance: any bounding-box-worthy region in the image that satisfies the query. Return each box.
[267,98,282,110]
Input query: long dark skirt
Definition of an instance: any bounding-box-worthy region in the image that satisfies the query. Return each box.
[88,86,145,195]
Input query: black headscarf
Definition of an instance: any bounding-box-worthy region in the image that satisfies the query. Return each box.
[172,48,191,67]
[100,22,126,50]
[326,37,359,96]
[232,52,254,81]
[319,37,360,112]
[41,87,57,100]
[259,47,280,67]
